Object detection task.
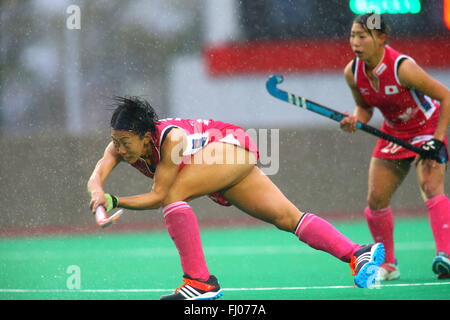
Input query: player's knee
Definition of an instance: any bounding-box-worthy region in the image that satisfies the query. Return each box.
[419,179,442,199]
[367,192,390,210]
[272,214,298,232]
[162,189,191,207]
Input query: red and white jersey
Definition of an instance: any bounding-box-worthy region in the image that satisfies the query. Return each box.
[354,45,440,137]
[131,118,259,179]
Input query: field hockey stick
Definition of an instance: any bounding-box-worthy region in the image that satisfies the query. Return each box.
[266,74,428,158]
[94,205,124,229]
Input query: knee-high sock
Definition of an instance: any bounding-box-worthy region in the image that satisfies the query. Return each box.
[295,213,361,263]
[364,206,395,264]
[426,194,450,255]
[163,201,210,281]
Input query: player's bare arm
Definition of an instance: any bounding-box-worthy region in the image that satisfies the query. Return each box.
[117,128,186,210]
[88,141,121,211]
[398,59,450,142]
[340,61,374,132]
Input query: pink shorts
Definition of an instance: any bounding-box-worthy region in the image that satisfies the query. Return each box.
[372,123,448,160]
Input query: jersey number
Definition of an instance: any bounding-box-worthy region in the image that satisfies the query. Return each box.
[381,142,402,154]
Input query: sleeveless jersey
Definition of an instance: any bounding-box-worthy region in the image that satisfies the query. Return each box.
[129,118,259,206]
[353,45,443,159]
[354,45,439,136]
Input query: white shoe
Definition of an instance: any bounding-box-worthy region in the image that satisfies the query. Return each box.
[376,261,400,281]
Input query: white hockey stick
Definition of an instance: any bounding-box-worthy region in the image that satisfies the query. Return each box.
[94,205,124,229]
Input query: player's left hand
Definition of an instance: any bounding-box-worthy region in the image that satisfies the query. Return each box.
[90,190,107,213]
[419,139,448,164]
[339,112,358,133]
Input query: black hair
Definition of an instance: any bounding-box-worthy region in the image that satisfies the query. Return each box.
[353,13,390,38]
[110,96,159,137]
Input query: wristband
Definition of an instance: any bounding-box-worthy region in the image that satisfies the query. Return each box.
[104,193,119,212]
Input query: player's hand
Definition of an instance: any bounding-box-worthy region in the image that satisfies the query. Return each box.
[90,190,107,213]
[339,112,358,133]
[419,138,448,164]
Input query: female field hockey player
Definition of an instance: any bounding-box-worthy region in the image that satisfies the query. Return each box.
[88,96,384,300]
[340,13,450,281]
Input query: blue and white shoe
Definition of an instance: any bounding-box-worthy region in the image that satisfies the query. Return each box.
[350,243,385,288]
[432,251,450,279]
[160,275,223,300]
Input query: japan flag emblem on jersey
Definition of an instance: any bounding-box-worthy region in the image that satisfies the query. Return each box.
[385,85,399,95]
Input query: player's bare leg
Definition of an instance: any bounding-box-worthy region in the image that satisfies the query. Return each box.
[416,160,450,279]
[416,159,446,200]
[366,157,410,281]
[367,157,411,210]
[161,143,384,296]
[163,142,257,205]
[222,166,360,259]
[160,142,256,300]
[222,166,301,231]
[222,166,384,288]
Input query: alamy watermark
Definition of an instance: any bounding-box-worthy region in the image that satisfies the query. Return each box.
[168,127,280,176]
[66,265,81,289]
[366,13,381,30]
[66,5,81,30]
[248,128,279,176]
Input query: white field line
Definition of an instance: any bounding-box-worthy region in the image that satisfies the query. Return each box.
[0,241,436,260]
[1,282,450,294]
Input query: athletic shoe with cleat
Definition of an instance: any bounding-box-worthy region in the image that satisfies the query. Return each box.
[376,260,400,281]
[350,243,385,288]
[160,275,223,300]
[432,251,450,279]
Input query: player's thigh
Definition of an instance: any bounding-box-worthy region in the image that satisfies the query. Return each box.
[415,160,446,200]
[367,157,411,209]
[164,143,256,204]
[222,166,302,232]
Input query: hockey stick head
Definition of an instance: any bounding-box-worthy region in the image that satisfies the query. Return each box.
[266,74,284,91]
[266,75,289,102]
[267,74,284,85]
[94,206,124,229]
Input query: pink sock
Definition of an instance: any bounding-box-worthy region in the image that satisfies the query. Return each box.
[295,213,361,263]
[426,194,450,255]
[163,201,210,281]
[364,206,396,264]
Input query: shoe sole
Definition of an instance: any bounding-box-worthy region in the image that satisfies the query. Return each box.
[432,256,450,278]
[354,243,385,288]
[189,289,223,301]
